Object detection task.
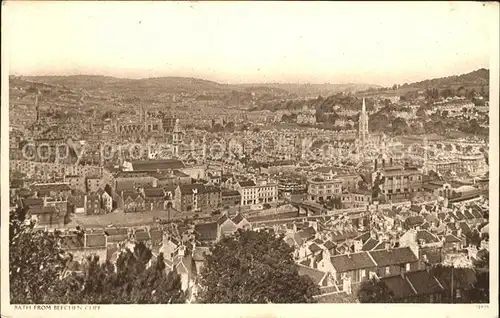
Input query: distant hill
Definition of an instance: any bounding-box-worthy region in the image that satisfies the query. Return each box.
[403,68,489,90]
[20,75,231,96]
[236,83,381,97]
[17,75,380,97]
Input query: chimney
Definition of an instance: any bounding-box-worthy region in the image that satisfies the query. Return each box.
[382,159,385,167]
[390,158,393,166]
[374,159,378,171]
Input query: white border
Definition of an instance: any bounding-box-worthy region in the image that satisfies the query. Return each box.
[1,2,498,318]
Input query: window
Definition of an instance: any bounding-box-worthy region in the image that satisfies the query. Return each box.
[385,266,390,275]
[405,263,411,271]
[456,289,461,299]
[361,269,366,278]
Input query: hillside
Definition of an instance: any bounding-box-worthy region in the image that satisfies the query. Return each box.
[404,68,489,90]
[357,68,490,98]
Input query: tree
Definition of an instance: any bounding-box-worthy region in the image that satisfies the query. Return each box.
[466,250,489,303]
[391,117,410,135]
[440,88,455,99]
[466,89,476,100]
[416,106,427,118]
[198,229,319,303]
[357,278,395,303]
[10,208,185,304]
[47,244,186,304]
[9,209,66,304]
[465,230,481,248]
[369,113,389,133]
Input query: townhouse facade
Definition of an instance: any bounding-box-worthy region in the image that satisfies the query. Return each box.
[236,180,278,206]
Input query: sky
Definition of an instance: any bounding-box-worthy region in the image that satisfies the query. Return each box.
[3,1,498,86]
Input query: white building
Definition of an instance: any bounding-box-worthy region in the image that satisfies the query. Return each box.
[236,180,278,206]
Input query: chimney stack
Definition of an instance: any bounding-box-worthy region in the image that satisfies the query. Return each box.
[382,159,385,167]
[374,159,378,171]
[390,158,393,166]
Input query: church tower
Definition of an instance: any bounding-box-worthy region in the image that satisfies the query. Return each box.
[358,98,369,147]
[172,119,183,157]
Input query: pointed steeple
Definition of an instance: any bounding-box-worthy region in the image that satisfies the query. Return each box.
[362,98,366,113]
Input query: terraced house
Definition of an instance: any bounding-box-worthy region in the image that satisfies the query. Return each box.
[174,184,221,212]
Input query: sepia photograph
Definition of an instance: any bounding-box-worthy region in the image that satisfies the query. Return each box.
[1,1,498,317]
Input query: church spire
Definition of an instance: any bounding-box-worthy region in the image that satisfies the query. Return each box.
[362,97,366,113]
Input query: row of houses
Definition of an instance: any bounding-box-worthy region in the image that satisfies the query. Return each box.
[58,213,254,298]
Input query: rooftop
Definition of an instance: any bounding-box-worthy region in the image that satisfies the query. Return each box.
[131,159,185,171]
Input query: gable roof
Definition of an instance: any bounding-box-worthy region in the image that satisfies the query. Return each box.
[297,264,327,286]
[238,180,256,187]
[405,270,445,295]
[194,222,219,241]
[308,243,322,253]
[453,211,466,221]
[313,238,324,245]
[330,252,376,272]
[323,240,336,250]
[470,206,485,219]
[382,274,415,299]
[354,231,371,243]
[216,214,230,226]
[297,226,316,241]
[416,230,440,244]
[405,215,425,226]
[330,229,359,243]
[231,213,246,225]
[368,247,418,267]
[457,222,472,235]
[362,238,380,251]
